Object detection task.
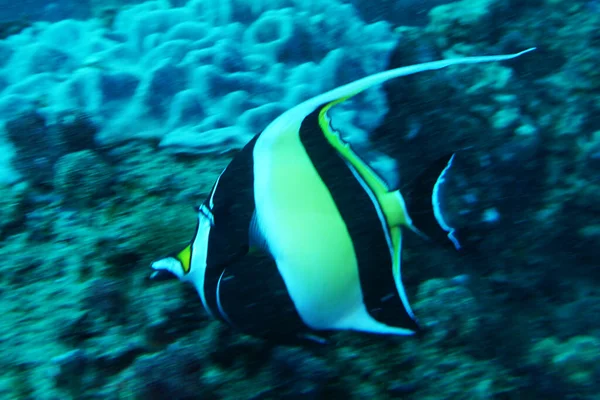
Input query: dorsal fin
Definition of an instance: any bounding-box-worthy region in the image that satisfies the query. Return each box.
[280,48,536,129]
[276,49,536,235]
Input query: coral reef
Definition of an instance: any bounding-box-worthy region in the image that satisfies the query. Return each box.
[53,150,113,207]
[529,336,600,397]
[349,0,453,27]
[0,0,598,399]
[0,0,398,184]
[0,181,26,237]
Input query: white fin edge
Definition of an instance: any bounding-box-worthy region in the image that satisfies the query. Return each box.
[432,153,461,250]
[216,269,236,327]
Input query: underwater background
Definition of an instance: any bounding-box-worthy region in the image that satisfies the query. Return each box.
[0,0,598,399]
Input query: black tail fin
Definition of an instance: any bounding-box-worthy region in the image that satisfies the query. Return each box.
[402,153,461,250]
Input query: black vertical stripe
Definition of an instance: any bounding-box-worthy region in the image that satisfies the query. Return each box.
[201,132,318,340]
[202,134,260,320]
[299,106,418,332]
[217,251,325,345]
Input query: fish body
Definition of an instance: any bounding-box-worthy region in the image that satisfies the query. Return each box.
[152,48,535,343]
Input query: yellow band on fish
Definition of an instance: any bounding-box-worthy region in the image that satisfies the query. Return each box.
[317,97,410,229]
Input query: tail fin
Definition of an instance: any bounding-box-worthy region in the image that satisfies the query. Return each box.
[403,153,461,250]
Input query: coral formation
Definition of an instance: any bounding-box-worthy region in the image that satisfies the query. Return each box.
[529,336,600,395]
[53,150,113,206]
[0,0,598,399]
[0,0,398,185]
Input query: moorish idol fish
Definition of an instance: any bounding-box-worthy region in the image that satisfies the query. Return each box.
[151,48,535,344]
